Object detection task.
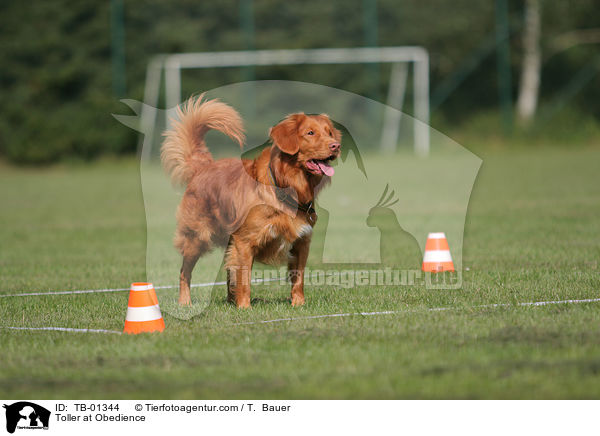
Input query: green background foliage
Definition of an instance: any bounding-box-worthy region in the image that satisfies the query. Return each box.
[1,0,599,163]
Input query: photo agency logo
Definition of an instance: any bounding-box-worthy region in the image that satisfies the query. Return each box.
[114,80,481,319]
[3,402,50,434]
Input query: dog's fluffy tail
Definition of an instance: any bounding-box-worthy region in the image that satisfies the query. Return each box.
[161,94,245,185]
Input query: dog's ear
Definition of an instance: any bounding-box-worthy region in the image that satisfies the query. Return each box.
[269,114,305,155]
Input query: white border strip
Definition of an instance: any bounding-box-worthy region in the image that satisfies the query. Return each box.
[422,250,453,262]
[125,304,163,322]
[131,283,154,291]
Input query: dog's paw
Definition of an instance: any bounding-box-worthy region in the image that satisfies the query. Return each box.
[237,300,251,309]
[178,296,192,306]
[291,295,305,307]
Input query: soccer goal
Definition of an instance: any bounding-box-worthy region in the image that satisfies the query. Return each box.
[139,47,430,159]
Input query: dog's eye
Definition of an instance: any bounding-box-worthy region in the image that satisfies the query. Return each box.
[328,131,333,137]
[306,131,314,136]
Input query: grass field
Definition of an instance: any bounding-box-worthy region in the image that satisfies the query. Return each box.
[1,146,600,399]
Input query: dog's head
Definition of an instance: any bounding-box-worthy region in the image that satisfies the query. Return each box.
[269,113,341,177]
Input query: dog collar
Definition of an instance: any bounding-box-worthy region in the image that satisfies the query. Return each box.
[268,161,317,225]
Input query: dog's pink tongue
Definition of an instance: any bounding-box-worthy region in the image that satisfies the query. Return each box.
[317,161,334,177]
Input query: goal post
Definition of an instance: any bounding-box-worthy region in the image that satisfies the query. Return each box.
[139,47,430,159]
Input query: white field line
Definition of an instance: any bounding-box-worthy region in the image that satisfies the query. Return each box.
[1,326,122,335]
[230,297,600,326]
[2,297,599,335]
[0,277,281,298]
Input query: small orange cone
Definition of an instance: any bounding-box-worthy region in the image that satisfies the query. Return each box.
[422,232,455,272]
[123,282,165,334]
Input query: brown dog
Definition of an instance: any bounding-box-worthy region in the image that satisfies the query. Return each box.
[161,95,341,308]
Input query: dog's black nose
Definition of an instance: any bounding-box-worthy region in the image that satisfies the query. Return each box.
[329,142,340,152]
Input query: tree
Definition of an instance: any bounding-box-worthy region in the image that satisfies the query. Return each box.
[516,0,542,124]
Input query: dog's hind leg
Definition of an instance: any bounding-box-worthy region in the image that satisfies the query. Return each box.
[175,228,211,306]
[179,253,199,306]
[225,236,254,308]
[225,237,236,304]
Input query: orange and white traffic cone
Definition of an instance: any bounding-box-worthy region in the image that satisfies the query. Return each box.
[422,232,455,273]
[123,282,165,334]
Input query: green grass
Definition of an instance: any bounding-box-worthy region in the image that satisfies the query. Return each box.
[1,147,600,399]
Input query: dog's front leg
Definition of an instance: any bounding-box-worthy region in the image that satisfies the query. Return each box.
[226,238,254,308]
[288,237,311,306]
